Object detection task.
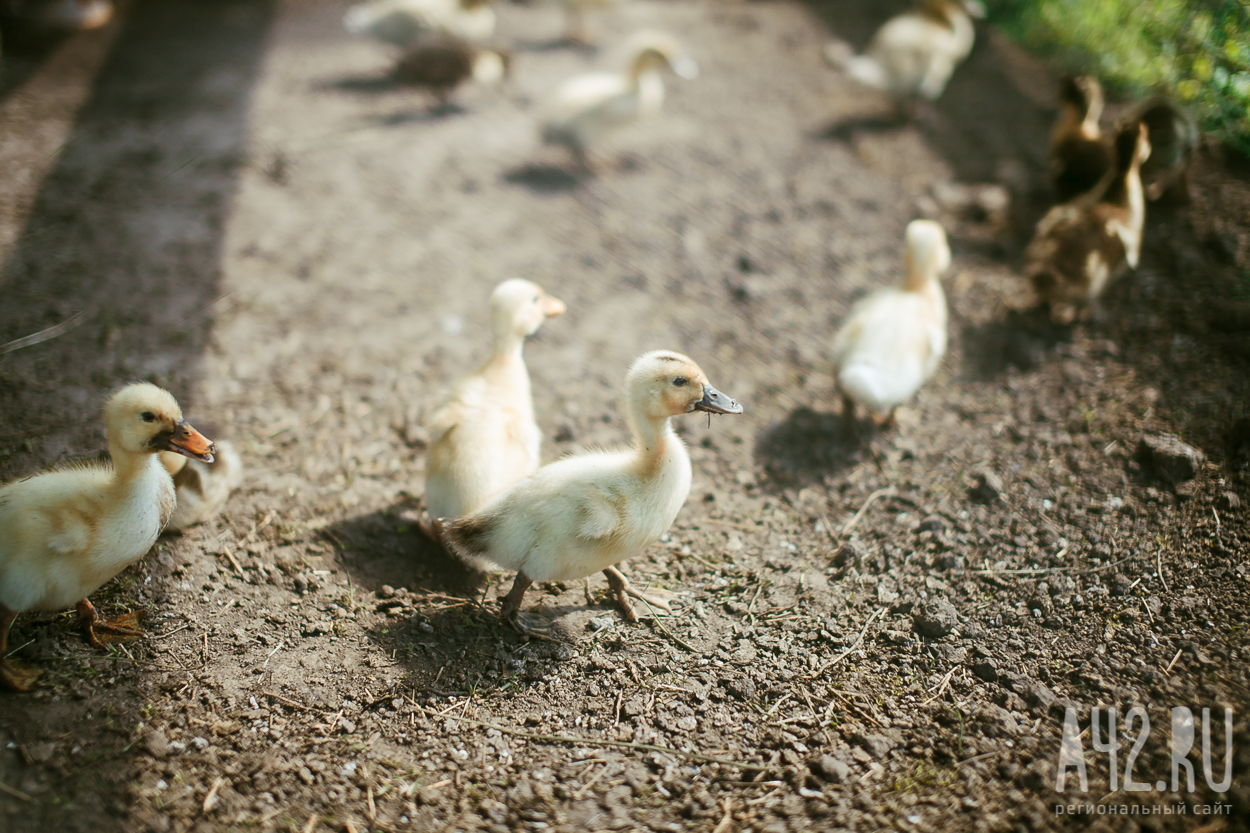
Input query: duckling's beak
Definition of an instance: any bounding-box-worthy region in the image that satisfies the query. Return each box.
[154,420,217,463]
[692,384,742,415]
[543,296,566,318]
[671,57,699,80]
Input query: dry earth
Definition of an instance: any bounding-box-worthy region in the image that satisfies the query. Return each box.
[1,0,1249,831]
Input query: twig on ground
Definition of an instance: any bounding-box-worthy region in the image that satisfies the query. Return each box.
[971,554,1135,576]
[712,798,734,833]
[800,606,885,680]
[639,598,698,652]
[572,764,612,799]
[220,545,245,578]
[840,487,896,538]
[263,690,310,711]
[1157,549,1169,593]
[0,308,91,357]
[1164,648,1183,676]
[922,667,958,706]
[0,780,32,801]
[405,699,752,769]
[202,776,225,814]
[263,639,285,668]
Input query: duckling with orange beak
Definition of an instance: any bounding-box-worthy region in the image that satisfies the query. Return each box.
[0,383,214,690]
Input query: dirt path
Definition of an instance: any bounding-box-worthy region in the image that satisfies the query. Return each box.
[1,0,1248,831]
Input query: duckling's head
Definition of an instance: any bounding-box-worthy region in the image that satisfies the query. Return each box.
[1112,121,1151,174]
[624,32,698,81]
[105,383,216,463]
[626,351,743,422]
[1060,75,1103,122]
[903,219,951,291]
[490,278,566,346]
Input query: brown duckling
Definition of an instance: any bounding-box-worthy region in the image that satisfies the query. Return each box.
[1049,75,1111,202]
[1130,96,1197,202]
[394,34,508,106]
[1027,121,1151,324]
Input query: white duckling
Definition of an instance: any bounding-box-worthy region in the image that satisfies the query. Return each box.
[443,350,742,636]
[541,31,698,171]
[831,219,950,430]
[344,0,495,50]
[1027,121,1151,324]
[160,437,243,532]
[421,279,566,543]
[823,0,983,106]
[0,383,215,691]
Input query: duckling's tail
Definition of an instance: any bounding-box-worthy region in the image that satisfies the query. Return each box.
[838,365,917,419]
[824,40,889,91]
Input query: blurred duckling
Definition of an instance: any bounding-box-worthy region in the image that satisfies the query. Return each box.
[344,0,495,50]
[421,279,566,544]
[395,34,508,107]
[160,436,243,532]
[1027,121,1151,324]
[824,0,984,107]
[1130,96,1197,202]
[541,32,698,171]
[443,350,742,636]
[1049,75,1111,202]
[831,219,950,430]
[0,383,215,691]
[544,0,619,45]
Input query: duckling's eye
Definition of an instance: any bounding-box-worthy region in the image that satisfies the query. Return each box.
[141,411,157,423]
[672,377,688,387]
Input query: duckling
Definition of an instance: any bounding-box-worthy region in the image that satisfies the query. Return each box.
[344,0,494,51]
[442,350,742,636]
[544,0,619,45]
[1130,96,1197,202]
[2,0,113,32]
[541,32,698,171]
[1049,75,1112,202]
[831,219,950,430]
[394,34,508,107]
[0,383,214,691]
[160,437,243,532]
[421,279,566,544]
[1027,121,1151,324]
[823,0,984,106]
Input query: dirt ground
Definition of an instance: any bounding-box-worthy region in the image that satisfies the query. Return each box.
[1,0,1249,831]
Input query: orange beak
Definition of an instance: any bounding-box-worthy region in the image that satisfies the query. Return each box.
[543,295,566,318]
[158,419,216,463]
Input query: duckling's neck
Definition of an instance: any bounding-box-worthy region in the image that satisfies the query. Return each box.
[627,405,686,478]
[1101,154,1143,209]
[108,442,162,484]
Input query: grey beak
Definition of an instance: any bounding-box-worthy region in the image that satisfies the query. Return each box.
[693,384,743,415]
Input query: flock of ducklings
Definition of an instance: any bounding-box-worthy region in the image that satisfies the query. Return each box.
[0,0,1201,690]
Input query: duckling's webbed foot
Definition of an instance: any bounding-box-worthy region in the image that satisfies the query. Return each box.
[499,572,552,639]
[1,606,41,692]
[76,599,142,649]
[418,516,444,545]
[603,566,673,623]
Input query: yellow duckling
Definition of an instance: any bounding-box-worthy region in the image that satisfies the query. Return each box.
[0,383,215,691]
[344,0,495,50]
[541,32,699,171]
[823,0,983,105]
[421,279,566,543]
[394,34,509,107]
[160,437,243,532]
[831,219,950,429]
[1049,75,1112,203]
[1027,121,1151,324]
[443,350,742,635]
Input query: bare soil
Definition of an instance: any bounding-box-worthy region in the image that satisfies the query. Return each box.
[1,0,1248,831]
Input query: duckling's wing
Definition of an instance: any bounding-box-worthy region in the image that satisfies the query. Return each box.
[575,487,621,541]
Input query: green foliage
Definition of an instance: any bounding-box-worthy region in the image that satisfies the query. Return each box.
[986,0,1250,154]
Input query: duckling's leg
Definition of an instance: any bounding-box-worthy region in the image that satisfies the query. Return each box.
[0,605,42,692]
[871,407,897,430]
[603,566,673,624]
[499,572,552,639]
[76,599,142,649]
[841,393,860,439]
[418,516,444,545]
